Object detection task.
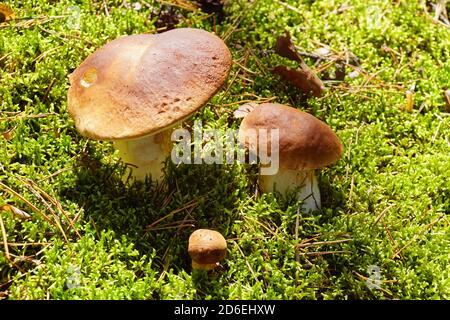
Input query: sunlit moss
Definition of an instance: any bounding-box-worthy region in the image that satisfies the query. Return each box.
[1,0,449,299]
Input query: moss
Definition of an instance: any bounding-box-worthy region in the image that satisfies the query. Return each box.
[1,0,449,299]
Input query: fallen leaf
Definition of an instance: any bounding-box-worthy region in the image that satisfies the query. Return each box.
[334,61,346,81]
[273,31,325,97]
[344,50,361,67]
[2,127,15,141]
[348,69,361,79]
[0,4,15,23]
[272,65,324,97]
[233,102,259,119]
[274,31,302,62]
[151,6,183,32]
[313,47,331,57]
[0,204,32,220]
[194,0,225,15]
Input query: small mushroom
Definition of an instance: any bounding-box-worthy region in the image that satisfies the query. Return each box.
[238,103,343,212]
[188,229,227,270]
[68,28,231,181]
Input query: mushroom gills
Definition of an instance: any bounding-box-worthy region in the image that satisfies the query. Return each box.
[113,129,173,182]
[259,167,321,212]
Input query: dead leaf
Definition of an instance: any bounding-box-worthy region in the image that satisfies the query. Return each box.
[233,102,259,119]
[272,65,324,97]
[194,0,225,15]
[273,31,325,97]
[0,4,15,23]
[2,127,16,141]
[274,31,302,62]
[344,50,361,67]
[0,204,32,220]
[313,47,331,57]
[334,61,346,81]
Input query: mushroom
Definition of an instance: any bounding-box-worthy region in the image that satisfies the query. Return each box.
[68,28,231,181]
[188,229,227,270]
[238,103,343,212]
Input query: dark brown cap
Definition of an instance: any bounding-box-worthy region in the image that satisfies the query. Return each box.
[238,103,343,170]
[68,28,232,140]
[188,229,227,265]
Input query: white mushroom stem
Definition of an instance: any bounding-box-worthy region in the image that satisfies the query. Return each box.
[113,129,173,182]
[259,167,321,212]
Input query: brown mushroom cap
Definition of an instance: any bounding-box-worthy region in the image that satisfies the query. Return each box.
[238,103,343,170]
[68,28,232,141]
[188,229,227,265]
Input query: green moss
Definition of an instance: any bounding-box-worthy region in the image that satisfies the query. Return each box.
[1,0,449,300]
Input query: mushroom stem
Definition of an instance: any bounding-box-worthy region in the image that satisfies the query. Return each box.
[259,167,321,212]
[113,129,173,182]
[192,260,219,271]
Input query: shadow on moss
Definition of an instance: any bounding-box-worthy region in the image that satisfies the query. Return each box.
[59,152,248,273]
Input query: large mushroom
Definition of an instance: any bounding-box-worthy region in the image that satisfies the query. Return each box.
[238,103,343,212]
[68,28,231,181]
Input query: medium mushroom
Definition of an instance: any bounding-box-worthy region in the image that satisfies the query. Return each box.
[68,28,231,181]
[238,103,343,212]
[188,229,227,270]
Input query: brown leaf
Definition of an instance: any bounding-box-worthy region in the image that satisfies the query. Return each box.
[334,61,346,81]
[273,31,325,97]
[233,102,259,119]
[274,31,302,62]
[0,204,32,220]
[194,0,225,15]
[272,65,324,97]
[2,127,15,141]
[0,4,15,23]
